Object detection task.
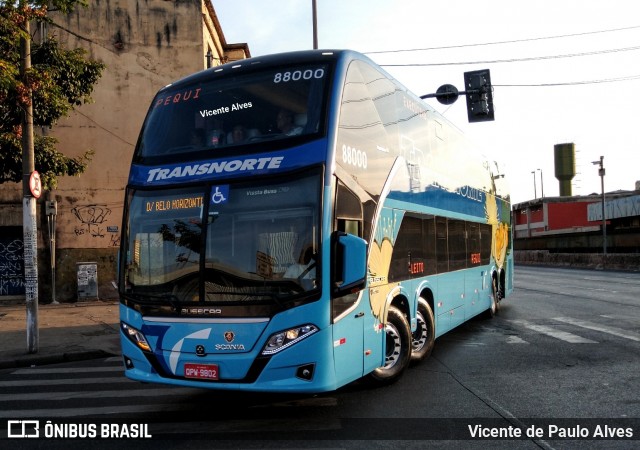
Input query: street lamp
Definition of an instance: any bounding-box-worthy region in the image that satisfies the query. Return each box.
[537,168,544,198]
[591,156,606,257]
[531,171,537,198]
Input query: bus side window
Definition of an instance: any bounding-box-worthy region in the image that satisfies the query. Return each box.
[338,219,360,236]
[334,182,363,237]
[436,217,449,273]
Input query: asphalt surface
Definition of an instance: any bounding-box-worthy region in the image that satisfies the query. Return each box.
[0,300,120,369]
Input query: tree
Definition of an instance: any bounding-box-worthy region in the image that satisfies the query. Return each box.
[0,0,104,190]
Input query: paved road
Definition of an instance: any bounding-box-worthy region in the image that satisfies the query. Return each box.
[1,266,639,449]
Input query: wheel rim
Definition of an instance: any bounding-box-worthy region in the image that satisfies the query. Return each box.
[412,311,428,352]
[384,322,402,369]
[490,279,498,314]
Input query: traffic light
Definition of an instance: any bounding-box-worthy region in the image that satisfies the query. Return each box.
[464,69,494,122]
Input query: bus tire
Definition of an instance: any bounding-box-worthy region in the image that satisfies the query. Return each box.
[368,305,411,385]
[411,297,435,363]
[483,277,500,319]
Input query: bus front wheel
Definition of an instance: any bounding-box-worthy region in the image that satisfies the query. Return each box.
[368,305,411,385]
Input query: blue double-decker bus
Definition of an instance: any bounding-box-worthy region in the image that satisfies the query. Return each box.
[119,50,513,392]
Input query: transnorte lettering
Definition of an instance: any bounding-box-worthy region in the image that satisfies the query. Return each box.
[146,157,284,182]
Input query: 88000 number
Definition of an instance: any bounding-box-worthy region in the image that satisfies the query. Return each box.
[274,68,325,83]
[342,144,368,169]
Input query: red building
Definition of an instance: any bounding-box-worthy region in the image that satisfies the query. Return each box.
[513,191,640,253]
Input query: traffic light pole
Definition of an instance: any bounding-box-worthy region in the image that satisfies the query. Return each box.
[420,69,495,123]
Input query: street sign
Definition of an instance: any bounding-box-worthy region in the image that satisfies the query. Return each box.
[29,171,42,198]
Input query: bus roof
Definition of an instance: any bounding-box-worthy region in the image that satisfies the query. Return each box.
[159,49,368,92]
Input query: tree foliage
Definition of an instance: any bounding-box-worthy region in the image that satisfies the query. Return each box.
[0,0,104,190]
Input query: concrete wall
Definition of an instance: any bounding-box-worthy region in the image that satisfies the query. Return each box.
[515,250,640,272]
[49,0,212,255]
[0,1,249,303]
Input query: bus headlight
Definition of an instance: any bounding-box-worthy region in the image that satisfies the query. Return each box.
[261,324,318,356]
[121,321,151,352]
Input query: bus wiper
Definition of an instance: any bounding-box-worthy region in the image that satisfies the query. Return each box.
[241,289,309,308]
[122,292,182,309]
[158,293,182,311]
[205,290,287,309]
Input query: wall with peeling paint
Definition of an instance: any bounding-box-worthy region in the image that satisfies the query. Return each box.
[0,1,250,302]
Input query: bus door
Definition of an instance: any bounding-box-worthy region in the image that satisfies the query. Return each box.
[331,182,368,385]
[332,291,365,385]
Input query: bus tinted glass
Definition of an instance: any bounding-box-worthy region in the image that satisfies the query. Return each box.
[138,65,329,158]
[123,171,321,305]
[203,172,320,303]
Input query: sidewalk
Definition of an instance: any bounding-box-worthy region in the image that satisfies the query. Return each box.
[0,301,120,369]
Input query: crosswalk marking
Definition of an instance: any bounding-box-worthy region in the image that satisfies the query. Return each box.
[552,317,640,342]
[1,387,200,403]
[0,403,194,419]
[12,366,123,375]
[0,377,132,388]
[509,320,598,343]
[0,359,340,422]
[505,335,528,344]
[2,316,637,422]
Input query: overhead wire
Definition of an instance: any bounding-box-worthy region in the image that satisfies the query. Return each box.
[365,25,640,54]
[379,45,640,67]
[371,25,640,87]
[495,74,640,87]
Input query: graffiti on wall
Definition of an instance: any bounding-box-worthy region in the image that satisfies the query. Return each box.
[72,204,112,238]
[0,238,25,296]
[71,204,120,247]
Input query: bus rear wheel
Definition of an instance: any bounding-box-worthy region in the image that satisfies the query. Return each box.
[411,297,435,363]
[368,305,411,385]
[483,277,500,319]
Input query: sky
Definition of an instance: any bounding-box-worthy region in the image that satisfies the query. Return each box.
[214,0,640,205]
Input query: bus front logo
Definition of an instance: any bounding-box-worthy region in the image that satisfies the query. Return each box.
[224,331,235,343]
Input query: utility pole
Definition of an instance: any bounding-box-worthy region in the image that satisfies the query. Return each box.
[537,168,544,198]
[20,11,39,354]
[312,0,318,49]
[592,156,607,259]
[531,171,537,199]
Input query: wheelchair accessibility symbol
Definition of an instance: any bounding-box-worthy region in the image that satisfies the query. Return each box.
[211,186,229,205]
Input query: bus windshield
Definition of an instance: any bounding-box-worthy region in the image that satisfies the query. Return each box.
[123,171,322,307]
[138,64,329,158]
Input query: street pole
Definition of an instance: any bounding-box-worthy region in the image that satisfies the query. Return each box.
[46,198,58,304]
[312,0,318,49]
[537,168,544,198]
[592,156,607,262]
[531,171,537,199]
[20,16,39,353]
[599,159,606,257]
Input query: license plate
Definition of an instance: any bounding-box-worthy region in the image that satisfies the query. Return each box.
[184,363,219,380]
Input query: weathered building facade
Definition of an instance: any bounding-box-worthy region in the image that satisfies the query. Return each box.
[513,190,640,270]
[0,1,249,302]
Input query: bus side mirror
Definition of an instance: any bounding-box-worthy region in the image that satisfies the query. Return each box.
[333,232,367,295]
